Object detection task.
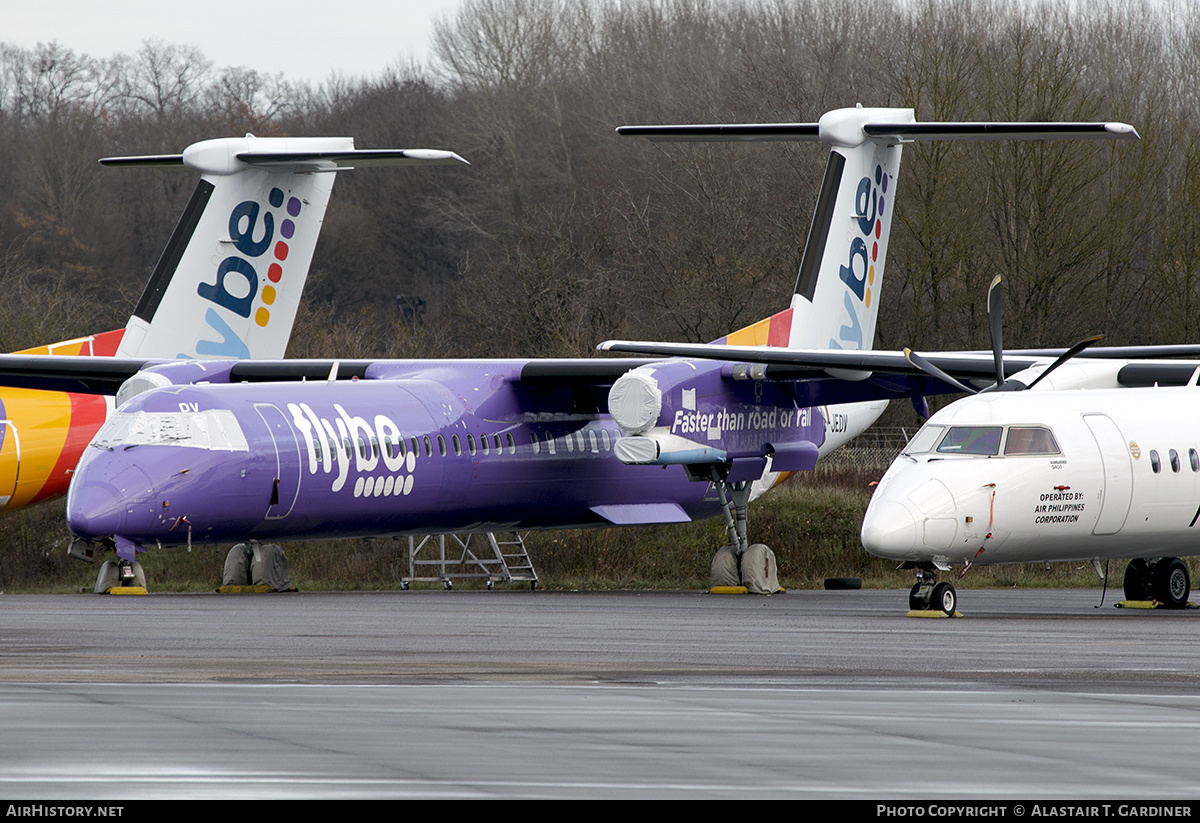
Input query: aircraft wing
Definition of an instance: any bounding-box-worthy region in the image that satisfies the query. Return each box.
[1,339,1197,411]
[597,339,1200,378]
[0,355,664,396]
[598,340,1036,378]
[0,356,379,395]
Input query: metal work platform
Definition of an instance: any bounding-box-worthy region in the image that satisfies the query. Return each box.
[403,532,538,589]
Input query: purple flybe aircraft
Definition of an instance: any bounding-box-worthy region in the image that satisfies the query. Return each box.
[0,107,1141,590]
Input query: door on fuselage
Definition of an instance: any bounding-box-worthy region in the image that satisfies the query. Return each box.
[255,403,301,519]
[1082,413,1133,535]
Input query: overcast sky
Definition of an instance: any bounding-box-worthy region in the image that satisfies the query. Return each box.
[8,0,465,84]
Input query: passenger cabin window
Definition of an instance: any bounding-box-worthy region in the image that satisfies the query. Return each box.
[531,432,541,454]
[1003,427,1060,456]
[506,433,516,454]
[1170,449,1181,473]
[1150,450,1161,473]
[1190,449,1198,472]
[936,426,1001,456]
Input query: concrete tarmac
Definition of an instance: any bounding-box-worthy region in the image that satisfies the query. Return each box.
[2,588,1198,798]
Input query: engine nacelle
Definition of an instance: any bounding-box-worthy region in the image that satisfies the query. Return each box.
[607,361,823,476]
[116,360,238,408]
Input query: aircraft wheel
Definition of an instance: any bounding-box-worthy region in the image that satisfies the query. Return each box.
[1123,559,1152,601]
[1153,558,1190,609]
[908,583,925,611]
[932,582,957,616]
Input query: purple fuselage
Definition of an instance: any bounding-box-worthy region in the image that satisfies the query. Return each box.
[66,359,826,546]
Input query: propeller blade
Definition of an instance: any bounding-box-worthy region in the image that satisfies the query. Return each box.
[987,275,1004,387]
[904,348,979,395]
[1025,334,1105,389]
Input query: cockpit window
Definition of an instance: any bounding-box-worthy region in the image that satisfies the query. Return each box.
[92,409,249,452]
[1003,426,1060,456]
[902,425,944,455]
[936,426,1002,456]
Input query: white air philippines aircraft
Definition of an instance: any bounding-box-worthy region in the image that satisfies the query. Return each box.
[611,263,1200,614]
[861,383,1200,613]
[856,274,1200,614]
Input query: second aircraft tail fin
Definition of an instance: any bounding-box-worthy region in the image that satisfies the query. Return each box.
[620,108,1137,353]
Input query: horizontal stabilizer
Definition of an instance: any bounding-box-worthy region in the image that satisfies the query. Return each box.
[98,155,186,168]
[862,122,1139,142]
[616,123,821,142]
[237,148,469,168]
[620,111,1138,149]
[102,137,469,176]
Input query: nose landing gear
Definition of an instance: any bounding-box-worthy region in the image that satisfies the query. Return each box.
[905,563,958,617]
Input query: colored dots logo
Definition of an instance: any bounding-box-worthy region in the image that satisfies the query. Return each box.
[255,188,302,327]
[865,165,885,308]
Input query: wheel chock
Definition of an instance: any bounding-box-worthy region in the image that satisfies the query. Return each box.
[709,585,749,594]
[1115,600,1197,610]
[102,586,148,596]
[905,609,962,618]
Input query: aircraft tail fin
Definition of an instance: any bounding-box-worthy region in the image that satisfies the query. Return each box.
[106,137,468,361]
[620,109,1137,353]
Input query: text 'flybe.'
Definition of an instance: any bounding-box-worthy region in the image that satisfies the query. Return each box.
[287,402,416,497]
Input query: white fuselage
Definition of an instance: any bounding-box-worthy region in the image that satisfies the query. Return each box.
[861,386,1200,566]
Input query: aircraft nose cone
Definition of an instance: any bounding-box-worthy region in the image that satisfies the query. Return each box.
[861,500,919,559]
[66,481,125,539]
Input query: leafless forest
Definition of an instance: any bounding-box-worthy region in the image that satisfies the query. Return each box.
[2,0,1198,588]
[3,0,1199,361]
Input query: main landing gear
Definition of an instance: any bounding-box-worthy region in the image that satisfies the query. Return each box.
[706,469,781,594]
[1122,557,1191,609]
[905,563,957,616]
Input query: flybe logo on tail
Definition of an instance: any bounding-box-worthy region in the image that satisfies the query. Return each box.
[192,187,302,358]
[832,164,888,350]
